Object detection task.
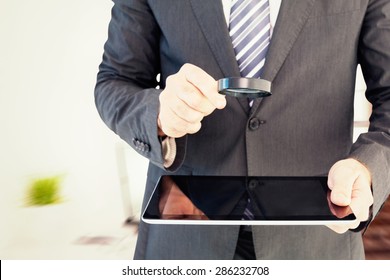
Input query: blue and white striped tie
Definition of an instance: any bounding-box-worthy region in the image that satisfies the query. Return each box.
[229,0,271,220]
[243,198,255,220]
[229,0,271,79]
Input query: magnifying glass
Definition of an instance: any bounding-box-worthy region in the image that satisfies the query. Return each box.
[218,77,272,99]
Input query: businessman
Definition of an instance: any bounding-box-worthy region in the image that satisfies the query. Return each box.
[95,0,390,259]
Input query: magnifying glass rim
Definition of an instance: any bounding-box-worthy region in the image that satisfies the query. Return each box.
[218,77,272,98]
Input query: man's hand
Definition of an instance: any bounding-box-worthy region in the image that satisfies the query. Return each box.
[327,158,373,233]
[158,63,227,138]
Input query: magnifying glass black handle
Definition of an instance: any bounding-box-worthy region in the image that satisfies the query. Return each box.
[218,77,272,99]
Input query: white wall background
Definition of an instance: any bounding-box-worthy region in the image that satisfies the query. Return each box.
[0,0,370,258]
[0,0,149,258]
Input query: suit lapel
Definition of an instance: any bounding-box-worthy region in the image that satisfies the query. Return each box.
[189,0,250,113]
[189,0,239,77]
[250,0,317,114]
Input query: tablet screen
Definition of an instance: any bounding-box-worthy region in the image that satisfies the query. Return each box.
[142,176,356,225]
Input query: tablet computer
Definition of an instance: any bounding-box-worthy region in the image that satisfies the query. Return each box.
[142,175,356,225]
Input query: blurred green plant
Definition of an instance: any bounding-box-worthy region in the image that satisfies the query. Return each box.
[25,176,63,206]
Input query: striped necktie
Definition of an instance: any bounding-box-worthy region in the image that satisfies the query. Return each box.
[229,0,271,79]
[229,0,271,220]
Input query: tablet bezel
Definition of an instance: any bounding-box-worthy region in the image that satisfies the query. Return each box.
[141,175,357,225]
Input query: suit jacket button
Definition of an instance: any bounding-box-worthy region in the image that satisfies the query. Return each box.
[248,179,259,190]
[249,118,261,130]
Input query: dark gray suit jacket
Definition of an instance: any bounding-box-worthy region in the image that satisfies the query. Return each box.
[95,0,390,259]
